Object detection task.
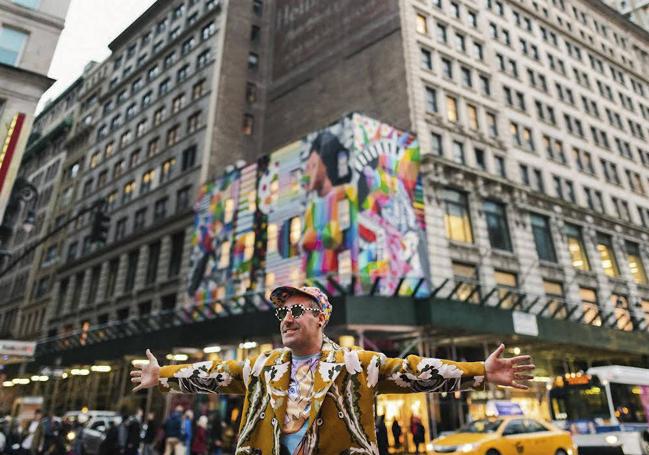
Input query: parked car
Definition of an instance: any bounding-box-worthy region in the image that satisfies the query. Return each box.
[63,410,120,455]
[431,416,576,455]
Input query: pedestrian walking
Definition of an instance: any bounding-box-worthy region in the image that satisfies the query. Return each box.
[163,406,184,455]
[190,416,208,455]
[131,285,534,453]
[208,413,223,455]
[391,419,402,451]
[182,410,193,455]
[142,412,159,455]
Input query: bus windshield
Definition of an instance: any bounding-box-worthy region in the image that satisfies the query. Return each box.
[610,383,649,424]
[550,384,610,421]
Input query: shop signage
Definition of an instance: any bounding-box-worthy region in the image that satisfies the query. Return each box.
[0,339,36,357]
[512,311,538,336]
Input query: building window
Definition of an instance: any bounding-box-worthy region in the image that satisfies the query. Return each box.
[202,21,216,40]
[115,217,127,240]
[176,186,191,212]
[136,119,147,137]
[148,138,160,157]
[242,114,254,135]
[181,36,195,55]
[104,258,119,298]
[161,158,176,183]
[154,106,166,126]
[154,197,168,221]
[431,133,443,156]
[625,241,647,285]
[245,82,257,103]
[141,169,155,193]
[421,48,432,70]
[193,79,206,100]
[0,26,28,66]
[123,181,135,203]
[487,113,498,137]
[475,148,486,170]
[253,0,263,15]
[443,189,473,243]
[564,224,590,271]
[167,124,180,146]
[145,241,161,285]
[168,230,185,277]
[134,208,147,230]
[452,141,465,164]
[484,200,512,251]
[130,149,141,168]
[197,49,211,68]
[248,52,259,69]
[446,96,458,122]
[87,266,101,305]
[124,249,139,292]
[530,213,556,262]
[425,87,437,113]
[596,233,619,277]
[172,94,186,113]
[416,14,428,34]
[187,112,200,133]
[467,104,479,129]
[182,145,197,170]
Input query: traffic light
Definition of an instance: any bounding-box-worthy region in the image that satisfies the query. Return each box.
[90,209,110,243]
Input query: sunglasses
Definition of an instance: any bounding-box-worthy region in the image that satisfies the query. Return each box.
[275,304,321,321]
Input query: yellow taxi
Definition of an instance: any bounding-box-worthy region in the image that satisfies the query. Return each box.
[431,416,576,455]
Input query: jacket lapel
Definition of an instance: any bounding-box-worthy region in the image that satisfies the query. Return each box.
[307,348,345,428]
[265,348,291,427]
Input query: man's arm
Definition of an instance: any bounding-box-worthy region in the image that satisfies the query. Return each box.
[372,352,486,395]
[366,343,533,394]
[130,349,249,395]
[158,359,247,395]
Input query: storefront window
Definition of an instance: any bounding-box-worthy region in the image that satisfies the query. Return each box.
[596,233,619,277]
[580,287,601,326]
[452,262,480,303]
[495,270,517,309]
[443,189,473,243]
[625,241,648,285]
[610,293,633,331]
[564,224,590,271]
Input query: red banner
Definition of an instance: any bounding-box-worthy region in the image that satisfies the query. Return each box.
[0,113,26,193]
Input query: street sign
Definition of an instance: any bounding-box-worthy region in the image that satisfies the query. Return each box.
[0,339,36,357]
[512,311,539,337]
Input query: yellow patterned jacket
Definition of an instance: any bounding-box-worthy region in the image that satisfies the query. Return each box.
[159,339,486,455]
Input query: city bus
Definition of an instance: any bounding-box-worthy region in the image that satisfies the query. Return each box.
[549,365,649,454]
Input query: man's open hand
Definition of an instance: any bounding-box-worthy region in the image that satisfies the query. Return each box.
[130,349,160,392]
[485,344,535,389]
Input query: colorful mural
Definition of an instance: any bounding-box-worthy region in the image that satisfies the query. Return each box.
[187,113,429,305]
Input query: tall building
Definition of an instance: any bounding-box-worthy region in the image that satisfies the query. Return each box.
[601,0,649,31]
[2,0,649,433]
[0,0,70,224]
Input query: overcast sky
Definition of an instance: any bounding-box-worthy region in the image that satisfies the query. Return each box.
[36,0,156,113]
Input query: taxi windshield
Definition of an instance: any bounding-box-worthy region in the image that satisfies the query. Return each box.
[459,419,503,433]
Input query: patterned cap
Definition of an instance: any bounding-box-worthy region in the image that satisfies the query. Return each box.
[269,286,332,323]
